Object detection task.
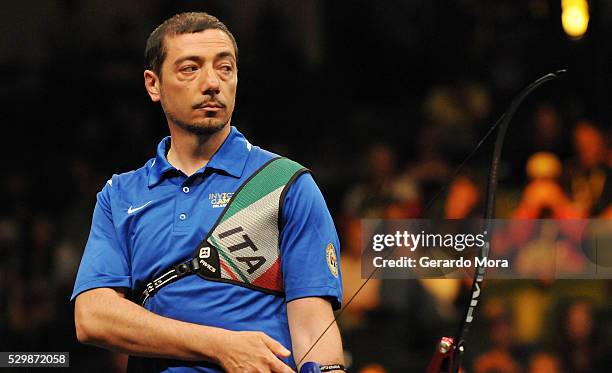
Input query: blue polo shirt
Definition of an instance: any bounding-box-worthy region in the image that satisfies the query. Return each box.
[71,126,342,372]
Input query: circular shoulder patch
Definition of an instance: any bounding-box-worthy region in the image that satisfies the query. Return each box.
[326,243,339,278]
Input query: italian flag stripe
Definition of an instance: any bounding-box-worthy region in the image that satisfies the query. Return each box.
[220,261,239,281]
[210,236,249,283]
[221,158,304,223]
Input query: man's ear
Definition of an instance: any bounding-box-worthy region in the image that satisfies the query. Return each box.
[144,70,161,102]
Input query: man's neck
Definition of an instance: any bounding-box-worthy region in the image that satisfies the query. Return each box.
[166,123,231,176]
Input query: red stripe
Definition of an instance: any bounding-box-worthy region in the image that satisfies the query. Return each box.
[220,260,239,281]
[252,259,283,291]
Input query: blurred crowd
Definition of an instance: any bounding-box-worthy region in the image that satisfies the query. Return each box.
[1,0,612,372]
[337,101,612,372]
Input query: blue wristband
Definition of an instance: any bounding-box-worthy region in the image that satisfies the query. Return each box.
[300,362,321,373]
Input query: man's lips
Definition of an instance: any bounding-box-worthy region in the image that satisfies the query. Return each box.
[195,102,225,112]
[196,106,222,112]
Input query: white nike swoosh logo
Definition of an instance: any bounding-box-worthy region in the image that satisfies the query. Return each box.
[127,201,153,215]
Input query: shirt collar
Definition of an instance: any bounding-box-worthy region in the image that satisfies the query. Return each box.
[148,126,251,188]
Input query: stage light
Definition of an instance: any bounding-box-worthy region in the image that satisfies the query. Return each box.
[561,0,589,39]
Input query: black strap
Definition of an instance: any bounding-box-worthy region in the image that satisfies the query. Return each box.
[320,364,346,372]
[139,258,201,305]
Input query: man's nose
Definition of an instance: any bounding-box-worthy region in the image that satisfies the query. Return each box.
[200,67,220,95]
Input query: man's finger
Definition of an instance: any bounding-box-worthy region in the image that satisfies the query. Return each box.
[268,354,296,373]
[261,334,291,357]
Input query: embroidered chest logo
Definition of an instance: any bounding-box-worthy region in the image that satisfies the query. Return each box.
[209,192,234,208]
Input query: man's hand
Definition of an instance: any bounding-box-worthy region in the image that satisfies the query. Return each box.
[75,288,294,372]
[214,331,295,373]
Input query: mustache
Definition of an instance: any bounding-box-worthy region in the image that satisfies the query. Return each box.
[192,97,226,109]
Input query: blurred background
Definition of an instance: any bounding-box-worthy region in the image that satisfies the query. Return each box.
[0,0,611,372]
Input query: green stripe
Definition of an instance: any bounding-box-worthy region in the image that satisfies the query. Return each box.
[210,236,249,283]
[221,158,304,223]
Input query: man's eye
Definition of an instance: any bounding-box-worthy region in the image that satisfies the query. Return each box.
[181,66,198,72]
[219,65,233,72]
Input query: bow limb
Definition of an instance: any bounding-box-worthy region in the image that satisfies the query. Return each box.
[446,70,566,373]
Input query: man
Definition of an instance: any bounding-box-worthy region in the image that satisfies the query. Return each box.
[72,12,344,373]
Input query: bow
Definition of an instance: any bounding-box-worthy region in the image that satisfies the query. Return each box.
[427,69,566,373]
[297,70,566,372]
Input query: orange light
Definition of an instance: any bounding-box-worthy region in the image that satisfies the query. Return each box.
[562,0,589,39]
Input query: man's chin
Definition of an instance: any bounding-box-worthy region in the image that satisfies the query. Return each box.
[183,120,228,136]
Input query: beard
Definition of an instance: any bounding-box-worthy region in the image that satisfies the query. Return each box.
[167,111,228,136]
[162,96,229,137]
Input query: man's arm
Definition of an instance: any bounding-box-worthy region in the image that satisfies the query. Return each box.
[287,297,344,372]
[75,287,294,373]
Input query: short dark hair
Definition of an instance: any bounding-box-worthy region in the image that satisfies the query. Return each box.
[144,12,238,77]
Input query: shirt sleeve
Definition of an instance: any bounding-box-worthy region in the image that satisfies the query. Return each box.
[70,180,131,301]
[280,172,342,310]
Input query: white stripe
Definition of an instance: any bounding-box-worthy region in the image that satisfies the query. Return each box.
[154,269,178,286]
[143,270,179,305]
[156,273,178,288]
